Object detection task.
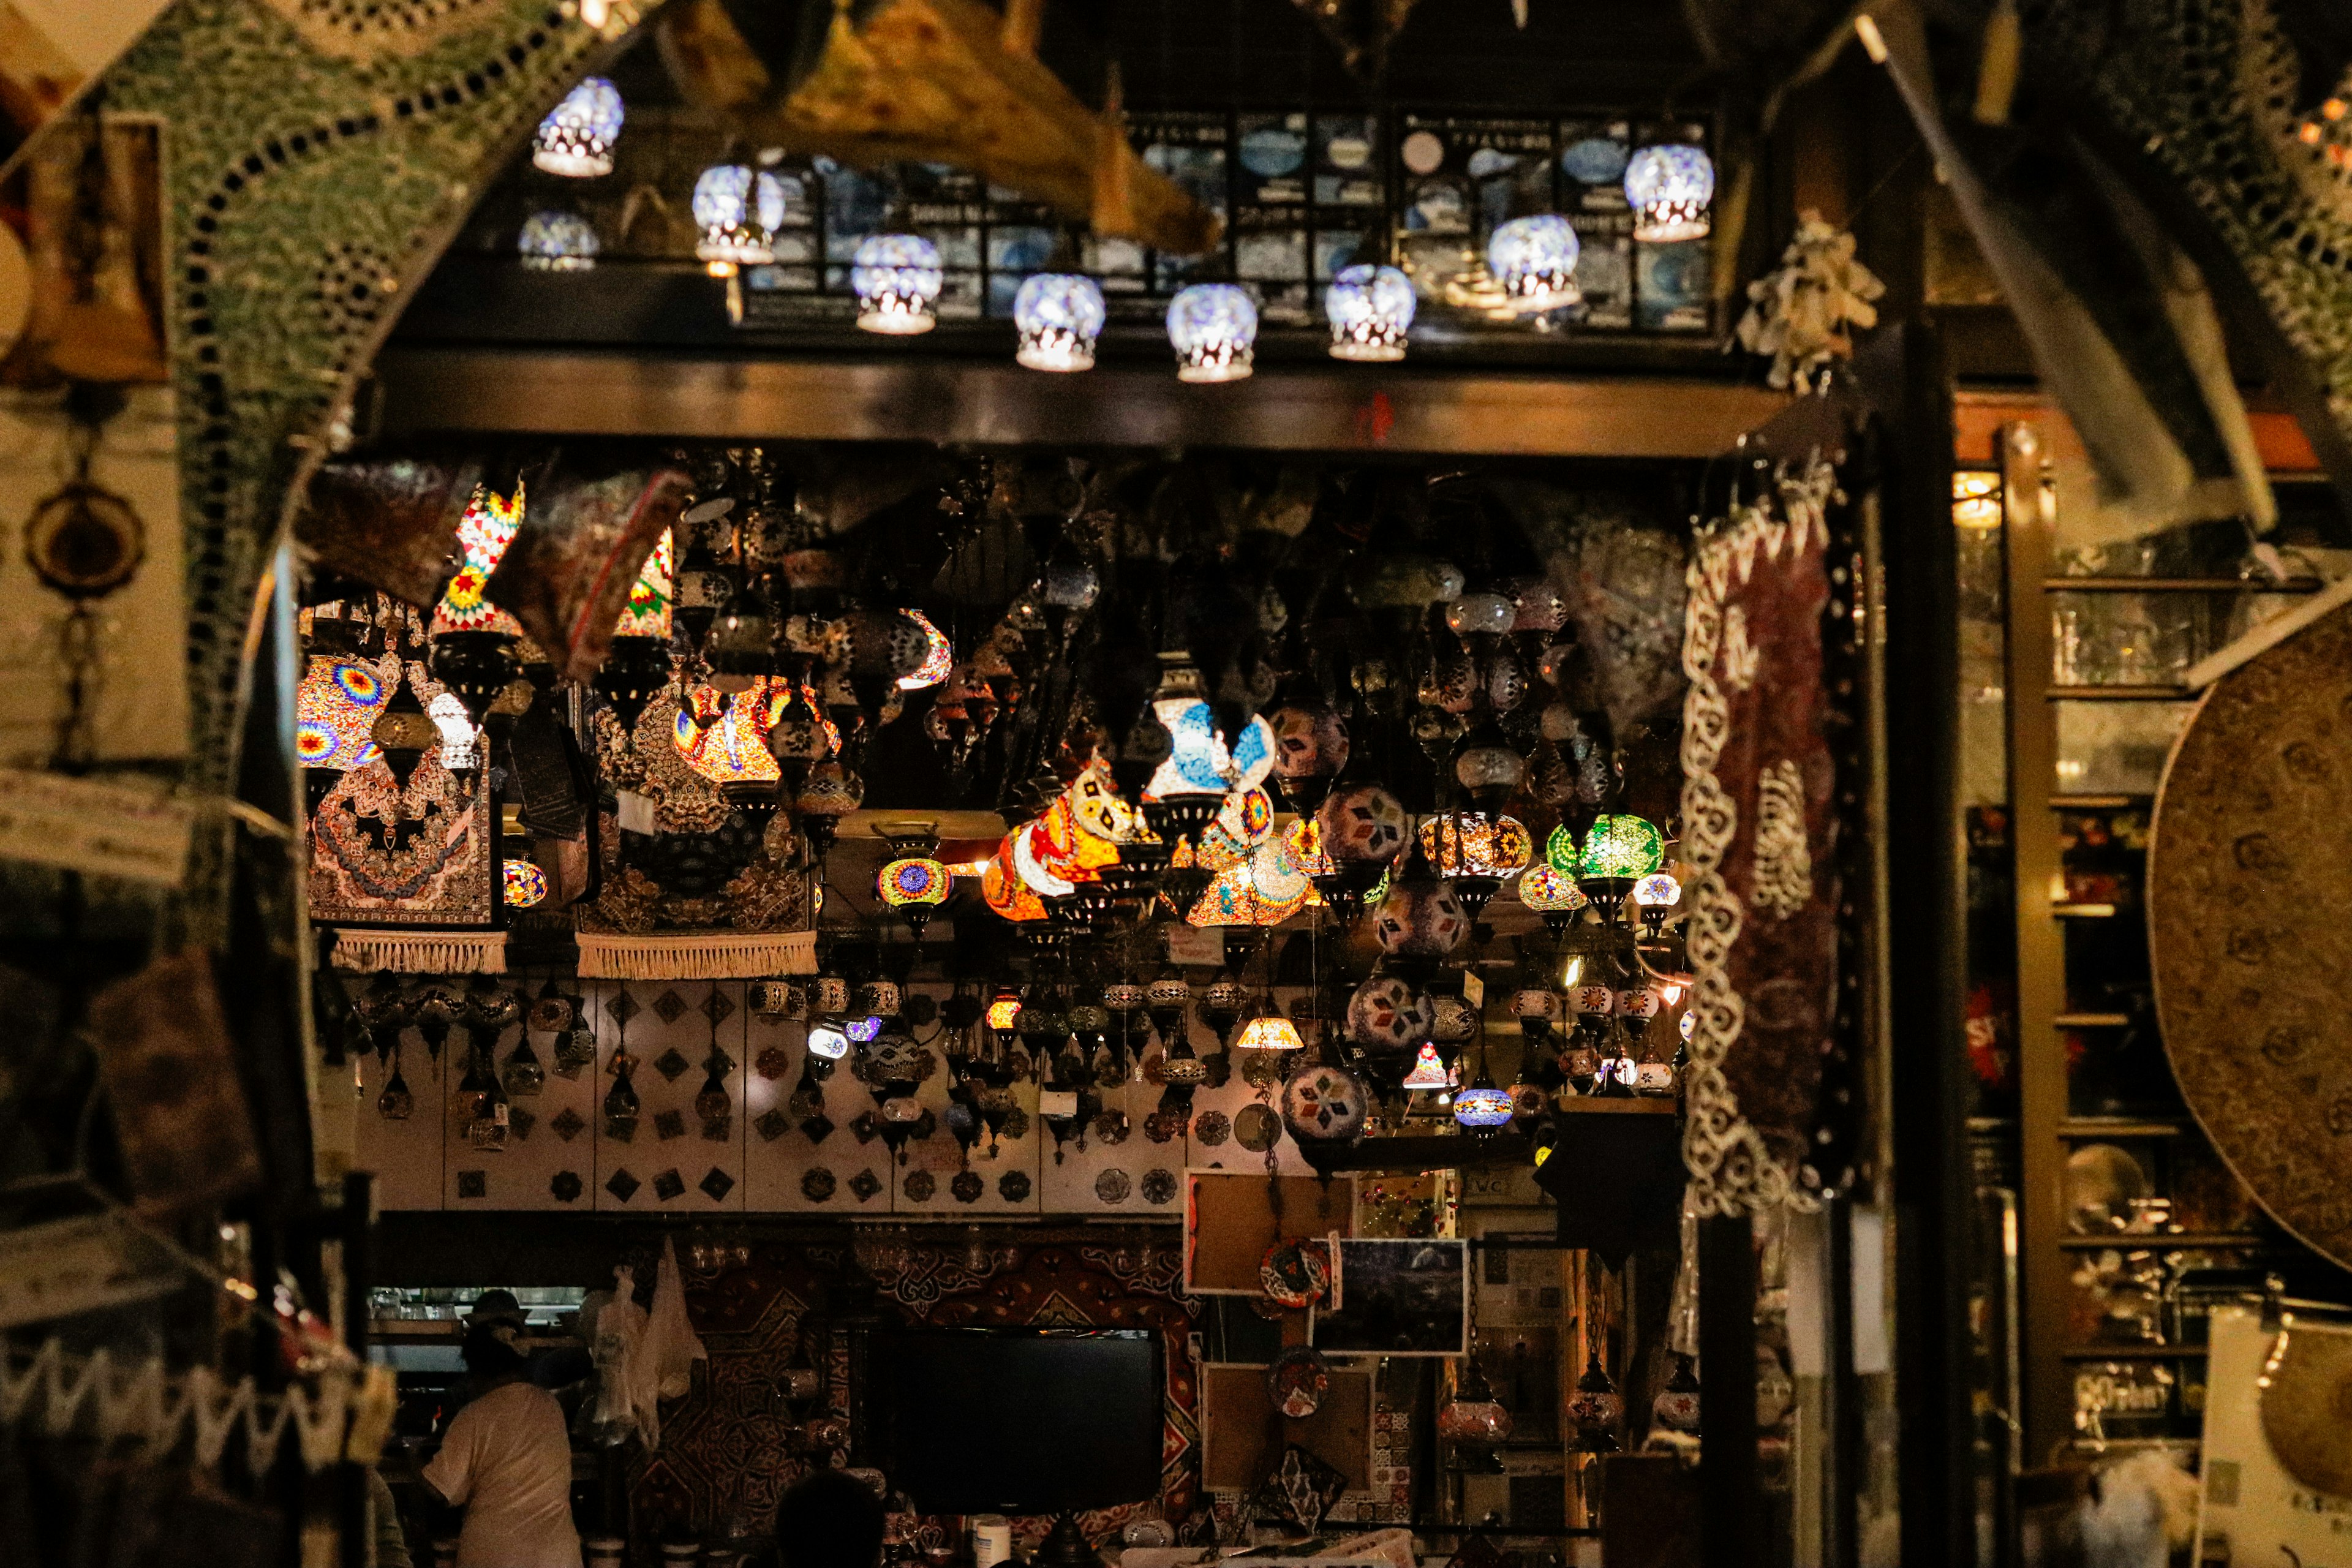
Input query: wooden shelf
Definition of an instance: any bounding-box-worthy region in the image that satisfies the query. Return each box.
[2052,1013,2133,1028]
[2041,577,2324,594]
[2060,1345,2209,1361]
[2058,1117,2187,1138]
[2048,795,2150,810]
[2052,902,2120,919]
[2045,686,2191,702]
[2056,1233,2259,1251]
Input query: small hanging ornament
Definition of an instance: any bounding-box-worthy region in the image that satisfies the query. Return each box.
[1734,210,1886,393]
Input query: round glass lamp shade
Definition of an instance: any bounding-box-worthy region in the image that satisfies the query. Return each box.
[1325,263,1415,361]
[1624,143,1716,243]
[851,233,944,335]
[1235,1014,1305,1051]
[1545,823,1583,874]
[532,76,622,177]
[1518,864,1586,913]
[1013,273,1107,372]
[518,211,600,272]
[1633,872,1683,910]
[1167,283,1258,382]
[1487,214,1580,312]
[1444,591,1516,638]
[1453,739,1528,797]
[987,992,1023,1033]
[502,858,548,909]
[805,1023,850,1060]
[1580,813,1668,880]
[692,164,780,275]
[1454,1082,1516,1130]
[878,856,951,910]
[899,609,954,690]
[1419,814,1533,878]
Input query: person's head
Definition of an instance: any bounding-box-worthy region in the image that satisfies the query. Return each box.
[459,1324,528,1385]
[773,1466,886,1568]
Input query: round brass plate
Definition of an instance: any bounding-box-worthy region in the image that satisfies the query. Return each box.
[2261,1325,2352,1496]
[26,480,145,598]
[2151,604,2352,1268]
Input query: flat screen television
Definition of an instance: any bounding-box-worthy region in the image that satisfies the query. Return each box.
[868,1327,1163,1516]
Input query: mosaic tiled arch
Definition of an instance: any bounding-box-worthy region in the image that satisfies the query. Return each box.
[95,0,662,929]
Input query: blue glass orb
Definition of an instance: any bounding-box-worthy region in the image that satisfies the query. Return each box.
[1453,1084,1516,1130]
[692,164,774,275]
[1167,283,1258,383]
[1325,263,1415,363]
[851,233,944,336]
[532,76,623,178]
[1013,273,1106,372]
[1487,215,1580,312]
[518,211,600,273]
[1623,144,1716,243]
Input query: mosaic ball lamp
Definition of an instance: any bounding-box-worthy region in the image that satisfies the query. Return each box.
[805,1022,850,1060]
[1545,823,1583,875]
[532,76,623,178]
[1623,143,1716,243]
[1167,282,1259,383]
[692,163,778,277]
[1453,1077,1516,1131]
[1346,974,1429,1050]
[1013,273,1107,372]
[851,233,944,336]
[1325,263,1415,362]
[877,853,952,936]
[1518,863,1588,940]
[899,609,954,689]
[1633,870,1684,936]
[501,858,548,910]
[1419,813,1533,879]
[1580,813,1667,878]
[518,211,600,273]
[1487,214,1581,312]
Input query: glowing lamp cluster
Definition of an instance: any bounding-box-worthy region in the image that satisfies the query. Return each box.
[1167,284,1259,382]
[1013,274,1107,372]
[693,164,788,277]
[518,211,599,272]
[851,234,944,335]
[1325,264,1415,362]
[532,77,623,178]
[1487,215,1581,313]
[1624,144,1716,243]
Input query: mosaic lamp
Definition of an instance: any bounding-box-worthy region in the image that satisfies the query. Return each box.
[532,76,623,177]
[692,163,781,277]
[518,211,600,273]
[502,859,548,910]
[1487,214,1581,313]
[1632,870,1683,937]
[875,823,951,940]
[1624,143,1716,243]
[1013,273,1107,372]
[1166,283,1259,383]
[1453,1072,1515,1131]
[805,1022,851,1060]
[1325,263,1415,362]
[1577,813,1668,922]
[1401,1041,1453,1091]
[1545,822,1583,875]
[1517,863,1588,940]
[851,233,944,335]
[1451,710,1528,813]
[1235,1011,1304,1052]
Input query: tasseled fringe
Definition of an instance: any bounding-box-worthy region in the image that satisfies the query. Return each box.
[328,929,508,974]
[575,929,816,979]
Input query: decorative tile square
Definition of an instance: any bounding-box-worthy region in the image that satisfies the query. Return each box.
[551,1171,582,1203]
[655,1110,686,1140]
[508,1107,535,1141]
[605,1115,635,1144]
[699,1167,736,1202]
[651,989,689,1025]
[701,989,736,1027]
[605,1168,640,1203]
[456,1170,486,1199]
[606,988,639,1027]
[654,1047,691,1082]
[551,1107,586,1142]
[755,1109,791,1142]
[903,1170,936,1202]
[755,1046,791,1080]
[998,1170,1031,1203]
[701,1115,733,1142]
[800,1114,834,1144]
[801,1167,835,1202]
[652,1168,687,1202]
[848,1169,882,1202]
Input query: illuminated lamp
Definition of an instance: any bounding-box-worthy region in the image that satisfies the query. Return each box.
[1487,214,1580,313]
[1517,864,1588,940]
[851,233,944,335]
[1632,871,1683,937]
[503,859,548,910]
[899,610,953,690]
[693,163,782,277]
[1453,1076,1515,1131]
[875,823,951,939]
[1577,812,1668,920]
[1235,1012,1304,1052]
[518,211,600,271]
[1624,143,1715,242]
[1013,273,1106,372]
[805,1022,850,1061]
[1325,263,1415,362]
[532,77,623,177]
[1167,282,1258,382]
[1401,1042,1452,1091]
[1545,823,1583,874]
[793,761,863,859]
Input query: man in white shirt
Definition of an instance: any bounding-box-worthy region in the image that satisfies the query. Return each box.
[423,1327,583,1568]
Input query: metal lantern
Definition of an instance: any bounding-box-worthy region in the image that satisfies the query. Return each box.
[1013,273,1106,372]
[851,233,944,335]
[1166,283,1259,383]
[1325,263,1415,362]
[518,211,600,273]
[532,76,623,178]
[1623,143,1716,243]
[1453,1076,1516,1131]
[1487,215,1581,312]
[693,164,783,277]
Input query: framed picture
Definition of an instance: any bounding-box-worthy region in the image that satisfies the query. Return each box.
[1311,1238,1469,1357]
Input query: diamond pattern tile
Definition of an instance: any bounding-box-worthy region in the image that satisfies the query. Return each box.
[701,988,736,1027]
[606,988,639,1027]
[508,1107,535,1142]
[655,1109,686,1140]
[651,989,689,1025]
[654,1047,691,1082]
[456,1170,486,1199]
[551,1107,585,1142]
[755,1109,791,1142]
[699,1167,736,1202]
[652,1168,687,1202]
[700,1115,733,1142]
[550,1170,582,1204]
[847,1169,881,1202]
[605,1168,640,1203]
[800,1114,834,1145]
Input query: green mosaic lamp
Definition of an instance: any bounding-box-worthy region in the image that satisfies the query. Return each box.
[1575,812,1667,921]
